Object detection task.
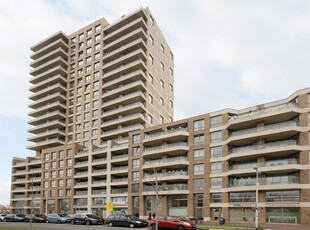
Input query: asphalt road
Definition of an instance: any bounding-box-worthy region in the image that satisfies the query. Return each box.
[0,222,151,230]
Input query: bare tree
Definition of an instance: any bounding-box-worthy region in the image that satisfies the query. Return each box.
[144,160,170,230]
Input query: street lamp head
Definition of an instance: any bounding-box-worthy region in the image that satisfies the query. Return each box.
[253,166,258,170]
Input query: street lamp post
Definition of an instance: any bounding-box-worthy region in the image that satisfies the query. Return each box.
[253,166,260,230]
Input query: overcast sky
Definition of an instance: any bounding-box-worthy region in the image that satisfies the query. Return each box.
[0,0,310,205]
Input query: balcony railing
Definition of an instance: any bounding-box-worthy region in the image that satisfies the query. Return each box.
[144,127,188,140]
[144,171,188,179]
[144,142,188,152]
[112,178,128,182]
[111,188,128,194]
[144,156,188,167]
[229,175,300,187]
[111,166,128,171]
[144,183,188,192]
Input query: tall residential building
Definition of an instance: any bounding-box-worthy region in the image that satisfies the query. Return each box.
[10,7,310,229]
[11,7,174,215]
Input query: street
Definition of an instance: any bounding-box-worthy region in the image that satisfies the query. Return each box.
[0,222,151,230]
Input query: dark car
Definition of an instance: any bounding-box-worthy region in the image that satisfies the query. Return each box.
[105,215,148,228]
[150,216,196,230]
[70,213,104,225]
[35,214,47,222]
[47,213,72,223]
[3,214,25,222]
[0,214,6,222]
[24,214,46,223]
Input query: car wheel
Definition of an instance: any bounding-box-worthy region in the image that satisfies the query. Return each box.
[129,223,135,228]
[108,222,113,227]
[71,219,75,225]
[57,220,61,224]
[177,225,185,230]
[86,220,90,225]
[151,223,156,229]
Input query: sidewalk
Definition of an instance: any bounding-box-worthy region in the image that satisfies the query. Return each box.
[198,221,310,230]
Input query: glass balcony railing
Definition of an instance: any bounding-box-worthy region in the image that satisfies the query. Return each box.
[144,156,188,167]
[229,175,300,187]
[144,142,188,152]
[144,127,188,140]
[144,183,188,192]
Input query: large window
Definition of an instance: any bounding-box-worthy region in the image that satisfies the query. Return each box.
[132,134,140,144]
[229,192,255,203]
[210,115,222,128]
[194,149,204,160]
[194,164,204,175]
[194,135,204,145]
[266,207,300,224]
[194,194,204,218]
[211,177,222,188]
[229,208,254,222]
[211,162,222,173]
[266,190,300,202]
[211,193,222,203]
[211,131,222,143]
[211,146,222,158]
[194,179,204,189]
[194,120,204,131]
[168,195,188,216]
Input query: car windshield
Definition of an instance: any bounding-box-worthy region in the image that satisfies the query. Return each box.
[58,214,69,217]
[86,214,99,219]
[128,216,139,220]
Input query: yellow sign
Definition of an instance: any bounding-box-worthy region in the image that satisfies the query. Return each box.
[106,203,113,212]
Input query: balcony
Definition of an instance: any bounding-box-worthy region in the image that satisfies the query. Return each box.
[144,127,189,145]
[92,169,107,174]
[103,70,146,90]
[30,47,68,68]
[30,57,67,76]
[143,170,189,182]
[29,92,66,109]
[104,28,147,57]
[27,129,66,142]
[104,14,147,43]
[92,190,107,196]
[102,102,145,119]
[103,113,146,129]
[75,191,88,196]
[227,120,301,146]
[227,139,302,160]
[102,91,146,110]
[29,74,66,93]
[103,80,146,102]
[143,156,189,169]
[29,66,67,85]
[228,102,300,130]
[28,102,66,117]
[111,166,128,174]
[143,142,189,157]
[111,188,128,194]
[101,124,144,140]
[27,137,65,151]
[143,183,188,195]
[29,83,66,101]
[28,119,66,134]
[74,182,88,188]
[103,59,147,82]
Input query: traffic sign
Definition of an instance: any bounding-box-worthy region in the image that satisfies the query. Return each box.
[106,203,113,212]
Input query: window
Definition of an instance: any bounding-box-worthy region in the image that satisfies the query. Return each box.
[170,51,174,60]
[211,146,222,158]
[160,62,164,70]
[211,193,222,203]
[194,179,204,189]
[95,44,100,50]
[211,162,222,173]
[149,34,154,45]
[52,152,56,159]
[51,161,56,169]
[211,131,222,142]
[92,129,98,136]
[76,133,81,140]
[148,114,153,124]
[149,74,153,83]
[58,189,63,196]
[95,34,100,42]
[67,169,72,176]
[194,120,204,131]
[170,68,173,76]
[77,96,82,103]
[93,90,99,98]
[160,97,164,106]
[86,57,91,64]
[230,192,255,202]
[133,171,140,180]
[132,184,139,192]
[95,25,101,32]
[51,180,56,188]
[308,94,310,107]
[85,93,90,100]
[44,181,48,188]
[132,159,140,168]
[93,81,99,88]
[170,84,173,92]
[86,47,91,54]
[87,29,92,37]
[94,71,100,79]
[133,147,140,156]
[87,38,92,45]
[132,134,140,144]
[51,171,56,178]
[211,177,222,188]
[160,44,164,53]
[84,112,90,119]
[66,179,71,186]
[170,100,173,109]
[59,160,64,168]
[266,190,299,202]
[44,172,48,179]
[194,135,204,145]
[67,149,72,157]
[44,153,49,161]
[84,131,89,138]
[194,149,204,160]
[94,53,100,60]
[194,164,204,175]
[66,189,71,196]
[211,115,222,128]
[148,94,153,104]
[59,150,64,158]
[149,54,154,64]
[84,103,90,110]
[79,33,84,41]
[94,62,100,69]
[59,169,64,177]
[160,115,164,124]
[160,79,164,88]
[150,15,154,25]
[93,100,99,108]
[58,179,64,187]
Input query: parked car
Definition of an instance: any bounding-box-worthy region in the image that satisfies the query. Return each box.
[24,214,46,223]
[0,214,6,222]
[150,216,196,230]
[105,215,148,228]
[35,214,47,222]
[47,213,72,223]
[3,214,25,222]
[70,213,104,225]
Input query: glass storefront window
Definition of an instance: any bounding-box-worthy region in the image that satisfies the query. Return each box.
[211,193,222,203]
[229,192,255,203]
[194,194,203,218]
[229,207,254,222]
[168,195,188,216]
[266,207,300,224]
[266,190,300,202]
